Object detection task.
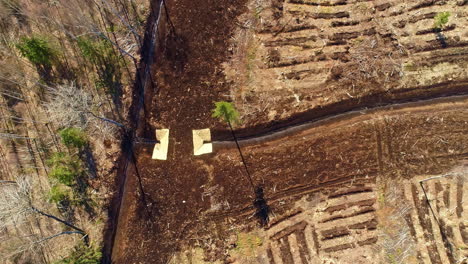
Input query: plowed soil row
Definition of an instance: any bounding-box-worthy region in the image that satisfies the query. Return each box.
[225,0,468,130]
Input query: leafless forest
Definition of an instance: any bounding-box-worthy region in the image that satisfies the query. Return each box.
[0,0,149,262]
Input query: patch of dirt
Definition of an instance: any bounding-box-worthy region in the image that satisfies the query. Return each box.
[376,163,468,264]
[109,0,249,262]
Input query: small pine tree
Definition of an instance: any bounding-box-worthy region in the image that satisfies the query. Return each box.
[77,36,121,94]
[16,36,56,67]
[48,184,71,205]
[59,128,87,149]
[212,101,270,226]
[212,101,254,188]
[212,101,240,125]
[77,36,115,65]
[47,152,83,186]
[53,243,101,264]
[434,12,450,29]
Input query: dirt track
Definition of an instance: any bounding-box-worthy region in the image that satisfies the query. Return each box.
[107,0,468,263]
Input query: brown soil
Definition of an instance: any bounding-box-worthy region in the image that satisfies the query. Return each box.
[107,0,468,263]
[109,0,249,262]
[111,93,468,263]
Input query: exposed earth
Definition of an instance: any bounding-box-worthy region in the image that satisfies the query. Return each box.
[107,0,468,263]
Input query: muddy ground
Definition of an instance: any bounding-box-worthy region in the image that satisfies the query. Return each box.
[107,0,468,263]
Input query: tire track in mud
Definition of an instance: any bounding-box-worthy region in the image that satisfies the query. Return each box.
[206,174,373,221]
[114,77,467,262]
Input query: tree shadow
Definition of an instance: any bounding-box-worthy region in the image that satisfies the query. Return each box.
[74,176,97,218]
[55,61,77,82]
[96,60,124,111]
[162,31,188,72]
[82,145,97,179]
[57,196,77,224]
[36,65,54,84]
[434,31,448,48]
[253,186,270,227]
[131,151,155,221]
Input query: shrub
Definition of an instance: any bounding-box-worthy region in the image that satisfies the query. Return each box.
[16,36,56,67]
[232,232,263,257]
[54,243,102,264]
[76,36,116,66]
[47,152,82,186]
[60,128,87,149]
[77,36,121,93]
[77,37,102,65]
[212,101,240,125]
[48,185,71,205]
[49,166,76,187]
[434,12,450,29]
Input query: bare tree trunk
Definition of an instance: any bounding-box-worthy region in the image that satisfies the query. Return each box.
[162,0,176,35]
[44,123,61,152]
[227,121,270,226]
[0,180,16,184]
[32,139,48,176]
[25,139,40,176]
[0,145,13,179]
[31,231,86,246]
[87,111,125,128]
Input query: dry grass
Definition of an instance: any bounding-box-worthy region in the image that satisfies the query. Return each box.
[376,179,418,264]
[0,0,150,262]
[340,36,403,91]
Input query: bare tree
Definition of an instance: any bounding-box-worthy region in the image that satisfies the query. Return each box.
[0,177,88,245]
[0,178,85,262]
[95,0,142,47]
[44,83,123,139]
[43,83,91,129]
